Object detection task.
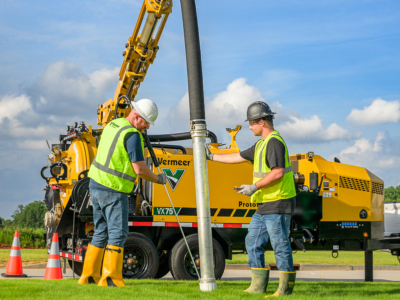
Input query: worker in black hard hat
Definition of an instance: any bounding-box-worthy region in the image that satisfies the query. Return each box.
[205,101,297,297]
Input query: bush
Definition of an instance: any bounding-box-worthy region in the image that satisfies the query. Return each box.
[0,227,46,248]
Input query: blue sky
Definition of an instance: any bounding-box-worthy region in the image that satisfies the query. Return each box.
[0,0,399,219]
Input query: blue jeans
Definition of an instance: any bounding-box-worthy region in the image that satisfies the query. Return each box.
[90,188,129,248]
[245,213,293,271]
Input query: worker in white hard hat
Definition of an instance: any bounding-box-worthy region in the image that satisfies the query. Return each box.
[79,99,166,287]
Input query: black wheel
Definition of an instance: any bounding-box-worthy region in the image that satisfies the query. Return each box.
[122,233,159,279]
[67,260,83,277]
[155,252,170,279]
[169,234,225,280]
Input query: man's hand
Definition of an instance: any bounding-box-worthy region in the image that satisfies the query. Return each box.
[204,144,214,161]
[156,173,167,185]
[238,184,258,196]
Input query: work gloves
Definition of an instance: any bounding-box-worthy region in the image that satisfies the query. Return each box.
[238,184,258,197]
[156,173,167,185]
[204,144,214,161]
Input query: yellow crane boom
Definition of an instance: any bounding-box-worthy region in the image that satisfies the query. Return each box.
[97,0,172,127]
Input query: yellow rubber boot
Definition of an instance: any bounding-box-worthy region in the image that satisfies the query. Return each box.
[78,244,105,285]
[265,271,296,297]
[244,268,270,293]
[98,245,126,287]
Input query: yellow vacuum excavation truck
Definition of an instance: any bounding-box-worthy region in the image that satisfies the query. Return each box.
[40,0,400,282]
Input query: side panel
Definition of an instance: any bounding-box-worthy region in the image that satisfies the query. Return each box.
[333,163,373,222]
[151,153,253,225]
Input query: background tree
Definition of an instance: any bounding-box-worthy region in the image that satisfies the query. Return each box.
[0,217,13,227]
[385,184,400,202]
[11,201,47,228]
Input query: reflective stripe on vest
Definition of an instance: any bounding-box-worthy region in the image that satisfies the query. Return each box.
[88,118,144,193]
[253,166,293,178]
[91,125,137,182]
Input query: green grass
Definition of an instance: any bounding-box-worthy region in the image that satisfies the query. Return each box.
[0,227,46,248]
[0,279,400,300]
[0,249,398,268]
[0,249,48,267]
[229,250,399,266]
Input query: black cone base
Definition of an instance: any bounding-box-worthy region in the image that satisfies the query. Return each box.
[1,273,27,278]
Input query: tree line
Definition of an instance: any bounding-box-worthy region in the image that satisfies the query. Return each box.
[385,184,400,203]
[0,201,47,229]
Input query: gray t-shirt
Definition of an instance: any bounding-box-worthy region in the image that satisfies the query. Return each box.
[239,137,296,215]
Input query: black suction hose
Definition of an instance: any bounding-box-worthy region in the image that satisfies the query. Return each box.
[148,131,218,143]
[142,131,159,168]
[180,0,205,123]
[92,129,218,143]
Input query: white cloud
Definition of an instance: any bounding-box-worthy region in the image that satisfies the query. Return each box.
[277,115,353,143]
[167,78,355,145]
[373,131,386,152]
[346,98,400,125]
[339,138,372,155]
[334,132,400,186]
[28,61,119,117]
[206,78,265,128]
[0,62,119,150]
[0,94,32,123]
[0,95,63,149]
[168,78,266,132]
[17,140,49,150]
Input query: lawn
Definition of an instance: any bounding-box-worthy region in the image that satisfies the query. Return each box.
[1,249,398,268]
[230,250,399,266]
[0,249,48,268]
[0,279,400,300]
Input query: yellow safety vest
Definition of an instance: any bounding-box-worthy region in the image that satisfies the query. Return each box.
[88,118,144,193]
[251,130,296,203]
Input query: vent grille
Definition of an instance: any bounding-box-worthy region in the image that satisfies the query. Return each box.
[339,176,370,192]
[371,182,384,195]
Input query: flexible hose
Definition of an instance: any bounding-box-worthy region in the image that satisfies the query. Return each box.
[180,0,205,123]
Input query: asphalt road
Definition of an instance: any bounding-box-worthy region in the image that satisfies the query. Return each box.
[1,269,400,282]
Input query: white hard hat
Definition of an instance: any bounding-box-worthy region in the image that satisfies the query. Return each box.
[132,99,158,125]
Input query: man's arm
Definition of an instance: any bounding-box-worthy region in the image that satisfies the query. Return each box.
[238,167,284,196]
[205,143,253,164]
[132,161,160,183]
[238,138,286,196]
[213,152,247,164]
[255,167,284,189]
[125,132,166,184]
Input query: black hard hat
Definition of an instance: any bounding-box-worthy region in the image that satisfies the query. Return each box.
[245,101,276,122]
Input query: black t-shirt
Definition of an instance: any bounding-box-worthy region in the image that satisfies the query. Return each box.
[240,137,296,215]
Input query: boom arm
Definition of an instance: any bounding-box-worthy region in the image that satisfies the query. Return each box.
[97,0,173,127]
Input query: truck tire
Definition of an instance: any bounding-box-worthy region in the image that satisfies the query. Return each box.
[169,234,225,280]
[68,260,83,277]
[123,233,159,279]
[155,253,170,279]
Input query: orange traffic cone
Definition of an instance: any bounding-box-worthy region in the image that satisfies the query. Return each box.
[1,230,27,278]
[44,233,63,280]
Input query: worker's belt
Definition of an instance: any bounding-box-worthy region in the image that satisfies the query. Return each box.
[253,165,292,178]
[92,125,137,182]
